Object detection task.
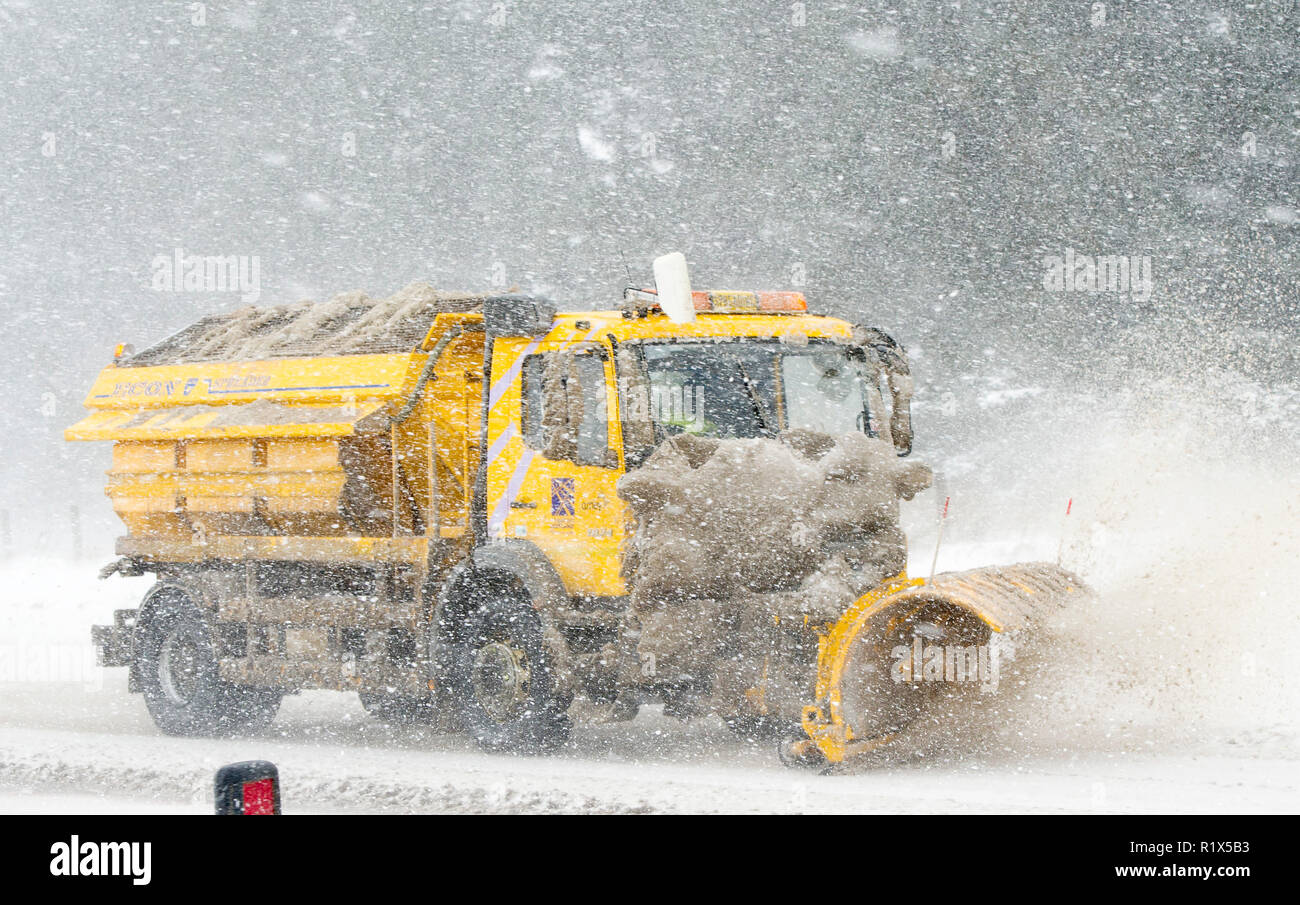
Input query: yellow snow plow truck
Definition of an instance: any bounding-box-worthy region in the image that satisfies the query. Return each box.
[68,263,1086,767]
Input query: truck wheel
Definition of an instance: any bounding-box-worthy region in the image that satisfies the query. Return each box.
[135,589,281,737]
[444,592,570,754]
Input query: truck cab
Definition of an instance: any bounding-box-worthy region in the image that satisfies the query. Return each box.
[479,290,901,602]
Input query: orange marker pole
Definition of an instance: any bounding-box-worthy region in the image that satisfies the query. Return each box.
[1056,497,1073,566]
[928,495,950,585]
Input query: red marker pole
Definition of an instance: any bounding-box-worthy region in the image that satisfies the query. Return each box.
[928,495,950,585]
[1057,497,1073,566]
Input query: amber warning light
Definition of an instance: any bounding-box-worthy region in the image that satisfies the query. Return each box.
[623,288,807,316]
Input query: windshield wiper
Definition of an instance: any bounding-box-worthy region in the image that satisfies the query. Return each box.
[735,360,774,436]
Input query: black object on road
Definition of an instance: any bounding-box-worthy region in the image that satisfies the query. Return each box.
[214,761,281,815]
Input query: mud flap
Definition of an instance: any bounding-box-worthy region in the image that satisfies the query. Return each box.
[91,609,138,669]
[795,563,1088,766]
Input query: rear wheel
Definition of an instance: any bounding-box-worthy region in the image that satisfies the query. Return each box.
[135,589,281,737]
[443,586,570,753]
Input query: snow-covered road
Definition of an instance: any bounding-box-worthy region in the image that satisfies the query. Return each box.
[2,683,1297,815]
[2,531,1297,815]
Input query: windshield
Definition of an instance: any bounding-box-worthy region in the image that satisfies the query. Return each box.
[635,340,874,440]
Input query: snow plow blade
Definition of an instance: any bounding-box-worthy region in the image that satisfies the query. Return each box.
[791,563,1088,767]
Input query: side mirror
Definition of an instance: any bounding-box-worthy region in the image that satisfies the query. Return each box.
[889,375,914,457]
[852,325,914,457]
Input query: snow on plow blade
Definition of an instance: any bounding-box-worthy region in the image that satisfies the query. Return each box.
[792,562,1088,767]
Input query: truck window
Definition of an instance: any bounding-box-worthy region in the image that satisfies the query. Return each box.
[636,340,872,440]
[573,352,608,465]
[781,352,871,436]
[641,342,780,439]
[519,349,612,467]
[521,354,545,449]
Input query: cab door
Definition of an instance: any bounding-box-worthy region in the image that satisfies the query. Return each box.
[483,338,628,597]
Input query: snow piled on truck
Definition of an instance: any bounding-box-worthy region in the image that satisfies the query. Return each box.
[124,282,484,365]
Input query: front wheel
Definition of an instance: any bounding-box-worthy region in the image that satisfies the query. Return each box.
[135,588,281,737]
[443,589,570,754]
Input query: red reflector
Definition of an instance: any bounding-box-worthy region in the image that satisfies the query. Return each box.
[242,778,276,815]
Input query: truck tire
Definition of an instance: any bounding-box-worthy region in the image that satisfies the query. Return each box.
[443,589,570,754]
[135,589,281,737]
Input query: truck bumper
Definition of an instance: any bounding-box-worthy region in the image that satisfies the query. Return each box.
[91,609,138,669]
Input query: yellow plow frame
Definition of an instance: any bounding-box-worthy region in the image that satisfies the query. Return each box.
[792,563,1087,767]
